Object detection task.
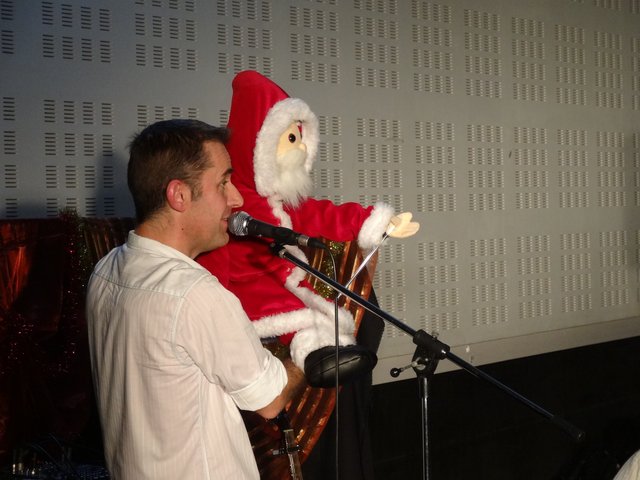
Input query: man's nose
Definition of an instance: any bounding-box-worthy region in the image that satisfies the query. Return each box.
[228,183,243,208]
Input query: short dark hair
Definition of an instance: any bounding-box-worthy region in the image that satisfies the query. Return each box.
[127,119,230,223]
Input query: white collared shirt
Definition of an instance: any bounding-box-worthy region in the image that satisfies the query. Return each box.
[87,231,286,479]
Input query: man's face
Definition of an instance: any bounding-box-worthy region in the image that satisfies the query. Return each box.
[188,141,243,254]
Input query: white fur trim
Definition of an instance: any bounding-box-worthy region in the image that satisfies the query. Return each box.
[268,196,293,229]
[251,308,323,338]
[289,326,356,369]
[251,263,356,338]
[357,202,394,250]
[284,278,355,334]
[254,98,319,198]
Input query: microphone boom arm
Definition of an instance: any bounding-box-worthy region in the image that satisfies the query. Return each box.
[270,243,585,443]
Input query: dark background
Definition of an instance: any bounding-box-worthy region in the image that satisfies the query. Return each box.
[370,335,640,480]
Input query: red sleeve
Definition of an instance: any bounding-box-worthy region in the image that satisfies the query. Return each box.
[286,198,373,241]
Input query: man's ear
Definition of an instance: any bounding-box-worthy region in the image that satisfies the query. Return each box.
[166,179,190,212]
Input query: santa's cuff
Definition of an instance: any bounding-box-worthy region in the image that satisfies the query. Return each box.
[289,327,356,370]
[357,202,394,250]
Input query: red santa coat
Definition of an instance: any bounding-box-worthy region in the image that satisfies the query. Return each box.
[198,71,392,358]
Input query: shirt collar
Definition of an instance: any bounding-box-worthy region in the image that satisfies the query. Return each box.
[127,230,207,271]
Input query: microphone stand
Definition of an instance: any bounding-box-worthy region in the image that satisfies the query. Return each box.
[390,343,439,480]
[270,243,585,479]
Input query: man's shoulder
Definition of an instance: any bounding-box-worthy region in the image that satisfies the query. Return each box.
[93,244,218,298]
[146,255,217,298]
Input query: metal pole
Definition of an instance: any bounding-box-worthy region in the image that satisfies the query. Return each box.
[421,375,430,480]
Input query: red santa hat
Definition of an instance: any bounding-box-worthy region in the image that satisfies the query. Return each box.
[226,70,319,199]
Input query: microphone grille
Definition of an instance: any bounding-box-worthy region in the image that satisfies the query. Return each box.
[228,211,250,236]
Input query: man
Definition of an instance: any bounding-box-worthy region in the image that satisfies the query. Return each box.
[86,119,305,479]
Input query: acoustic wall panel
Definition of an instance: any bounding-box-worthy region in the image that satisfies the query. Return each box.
[1,0,640,383]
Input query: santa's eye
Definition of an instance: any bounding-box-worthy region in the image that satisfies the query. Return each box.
[288,133,296,143]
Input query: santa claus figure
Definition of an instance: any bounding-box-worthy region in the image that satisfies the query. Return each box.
[198,71,418,387]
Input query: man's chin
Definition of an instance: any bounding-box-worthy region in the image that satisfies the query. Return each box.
[207,233,229,252]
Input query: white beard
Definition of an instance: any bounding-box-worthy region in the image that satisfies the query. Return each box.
[274,148,313,208]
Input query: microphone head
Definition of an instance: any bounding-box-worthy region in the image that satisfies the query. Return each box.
[228,211,250,236]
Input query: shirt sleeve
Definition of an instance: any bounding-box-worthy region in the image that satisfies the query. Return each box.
[174,275,287,411]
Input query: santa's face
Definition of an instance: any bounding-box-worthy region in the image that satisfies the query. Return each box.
[273,122,312,207]
[276,122,307,170]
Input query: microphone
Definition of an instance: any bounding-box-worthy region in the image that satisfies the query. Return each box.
[228,211,327,250]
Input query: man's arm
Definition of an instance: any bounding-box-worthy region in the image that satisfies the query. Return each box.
[256,358,306,420]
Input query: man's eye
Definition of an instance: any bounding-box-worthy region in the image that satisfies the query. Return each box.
[288,133,296,143]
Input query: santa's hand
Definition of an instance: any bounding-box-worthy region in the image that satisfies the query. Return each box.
[386,212,420,238]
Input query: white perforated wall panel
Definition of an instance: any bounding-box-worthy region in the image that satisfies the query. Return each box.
[2,0,640,384]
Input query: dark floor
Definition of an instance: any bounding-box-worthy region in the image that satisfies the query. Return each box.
[369,335,640,480]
